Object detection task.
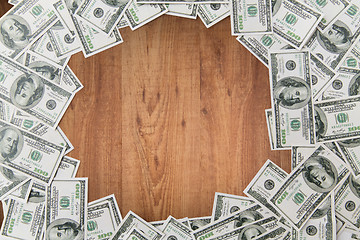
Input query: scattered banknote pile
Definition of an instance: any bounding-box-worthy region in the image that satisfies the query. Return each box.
[0,0,360,239]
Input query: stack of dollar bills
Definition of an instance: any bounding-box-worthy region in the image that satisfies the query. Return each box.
[0,0,360,239]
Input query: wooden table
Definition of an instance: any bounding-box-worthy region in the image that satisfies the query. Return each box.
[0,1,290,223]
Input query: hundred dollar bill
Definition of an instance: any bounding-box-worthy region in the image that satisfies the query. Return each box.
[244,159,288,217]
[314,96,360,142]
[166,4,198,19]
[76,0,130,34]
[0,165,29,200]
[299,0,349,30]
[124,1,168,31]
[8,178,33,202]
[20,50,63,85]
[117,16,129,28]
[45,178,88,240]
[309,53,336,100]
[188,216,211,231]
[230,0,272,35]
[87,194,122,240]
[161,216,193,240]
[0,198,45,240]
[211,192,254,222]
[0,54,75,128]
[0,120,65,184]
[269,145,349,230]
[54,156,80,179]
[236,34,293,67]
[112,211,165,240]
[0,99,73,153]
[0,0,59,58]
[123,228,151,240]
[305,3,360,70]
[198,3,230,28]
[317,67,360,101]
[291,194,336,240]
[337,138,360,176]
[269,51,316,148]
[193,204,274,240]
[206,216,281,240]
[47,19,81,58]
[29,33,70,66]
[72,14,123,58]
[334,174,360,229]
[271,0,322,49]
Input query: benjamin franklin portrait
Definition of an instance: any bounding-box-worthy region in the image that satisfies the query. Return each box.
[314,106,327,141]
[10,73,44,109]
[349,174,360,199]
[238,224,266,240]
[234,210,263,228]
[46,218,84,240]
[0,126,23,163]
[0,14,31,50]
[274,77,311,109]
[349,73,360,96]
[28,61,61,84]
[302,156,337,193]
[317,20,353,54]
[338,138,360,148]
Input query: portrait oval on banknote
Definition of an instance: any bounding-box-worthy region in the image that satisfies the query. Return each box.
[338,138,360,148]
[317,20,353,54]
[0,166,26,186]
[238,224,266,240]
[0,126,24,163]
[64,0,82,14]
[349,73,360,96]
[273,77,311,110]
[314,106,327,141]
[271,0,281,16]
[302,156,338,193]
[234,210,263,228]
[28,61,61,84]
[0,14,31,50]
[46,218,84,240]
[349,174,360,199]
[101,0,127,7]
[10,73,44,109]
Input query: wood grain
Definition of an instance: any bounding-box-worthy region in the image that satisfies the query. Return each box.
[0,0,291,223]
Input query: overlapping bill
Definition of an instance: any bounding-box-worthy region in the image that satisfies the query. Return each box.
[269,51,315,148]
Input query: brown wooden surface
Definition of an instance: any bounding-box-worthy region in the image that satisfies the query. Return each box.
[0,0,291,223]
